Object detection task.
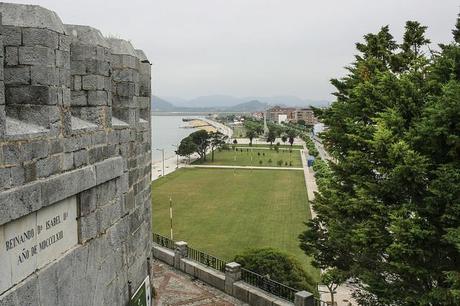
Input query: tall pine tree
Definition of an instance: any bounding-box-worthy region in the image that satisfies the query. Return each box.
[300,17,460,305]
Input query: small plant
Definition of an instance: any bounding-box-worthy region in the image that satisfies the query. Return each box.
[277,160,283,166]
[285,161,288,166]
[263,152,265,156]
[247,148,249,152]
[289,161,293,166]
[257,152,261,156]
[268,159,273,164]
[233,139,238,144]
[259,160,263,165]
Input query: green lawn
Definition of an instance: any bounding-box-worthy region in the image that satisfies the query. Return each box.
[195,148,303,167]
[152,168,319,281]
[232,126,246,138]
[235,143,303,149]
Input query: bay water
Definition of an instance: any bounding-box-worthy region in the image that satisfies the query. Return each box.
[151,115,202,163]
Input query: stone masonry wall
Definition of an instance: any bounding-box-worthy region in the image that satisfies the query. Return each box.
[0,3,152,306]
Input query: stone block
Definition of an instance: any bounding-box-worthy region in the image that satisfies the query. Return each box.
[22,28,59,49]
[95,156,123,185]
[232,282,250,303]
[59,34,71,50]
[49,139,64,154]
[82,75,105,91]
[79,187,96,217]
[294,291,315,306]
[73,75,82,90]
[87,90,108,106]
[0,167,11,190]
[2,143,23,165]
[70,60,85,75]
[116,82,136,98]
[36,155,61,178]
[0,84,4,105]
[0,106,4,137]
[91,131,107,145]
[41,165,96,206]
[56,50,70,68]
[62,152,73,171]
[3,26,22,46]
[4,66,31,85]
[74,149,88,168]
[70,90,87,106]
[30,66,58,85]
[23,140,50,161]
[10,165,25,187]
[0,182,42,226]
[18,46,56,66]
[6,85,57,105]
[79,211,98,242]
[58,67,71,87]
[5,46,18,66]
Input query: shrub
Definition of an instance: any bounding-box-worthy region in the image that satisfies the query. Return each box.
[258,152,261,156]
[268,159,272,164]
[289,161,292,166]
[277,160,283,166]
[285,161,288,166]
[234,248,316,294]
[262,152,265,156]
[259,160,263,165]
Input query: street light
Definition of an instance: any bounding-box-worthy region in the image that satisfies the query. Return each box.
[172,144,179,169]
[156,148,165,176]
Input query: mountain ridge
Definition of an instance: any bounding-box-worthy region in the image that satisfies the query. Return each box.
[153,95,329,112]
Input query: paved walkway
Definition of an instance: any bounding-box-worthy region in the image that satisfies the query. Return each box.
[185,165,304,171]
[234,146,302,151]
[301,144,357,306]
[152,260,248,306]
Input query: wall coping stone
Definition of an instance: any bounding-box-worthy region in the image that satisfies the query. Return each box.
[0,156,123,226]
[0,3,66,33]
[65,24,109,48]
[106,38,137,57]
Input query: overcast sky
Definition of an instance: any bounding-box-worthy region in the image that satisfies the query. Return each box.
[7,0,460,101]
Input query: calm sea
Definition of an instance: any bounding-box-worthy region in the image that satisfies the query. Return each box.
[151,115,202,163]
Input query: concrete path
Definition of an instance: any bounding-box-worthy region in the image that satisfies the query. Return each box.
[185,165,304,171]
[234,146,301,151]
[301,143,357,306]
[152,260,247,306]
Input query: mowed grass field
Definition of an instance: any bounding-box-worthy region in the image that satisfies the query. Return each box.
[194,148,303,167]
[152,168,319,280]
[235,144,303,149]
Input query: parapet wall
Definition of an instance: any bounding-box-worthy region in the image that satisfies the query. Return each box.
[0,3,152,306]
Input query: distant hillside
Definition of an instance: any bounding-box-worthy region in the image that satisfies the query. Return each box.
[152,95,330,112]
[152,96,176,111]
[226,100,268,112]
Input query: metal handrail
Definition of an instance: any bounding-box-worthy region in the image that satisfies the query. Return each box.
[241,267,298,302]
[187,246,228,272]
[152,233,175,250]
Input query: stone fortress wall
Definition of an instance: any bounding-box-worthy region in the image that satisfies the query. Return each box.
[0,2,152,305]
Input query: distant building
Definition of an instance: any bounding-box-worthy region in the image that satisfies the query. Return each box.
[278,114,288,124]
[267,106,317,125]
[294,108,317,125]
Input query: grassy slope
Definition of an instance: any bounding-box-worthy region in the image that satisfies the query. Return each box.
[152,168,319,281]
[195,148,303,167]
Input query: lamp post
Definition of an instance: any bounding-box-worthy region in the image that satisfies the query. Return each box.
[172,144,179,169]
[156,148,165,176]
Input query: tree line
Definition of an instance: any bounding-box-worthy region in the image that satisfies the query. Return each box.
[299,16,460,305]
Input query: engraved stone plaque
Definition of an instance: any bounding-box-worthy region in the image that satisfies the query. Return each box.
[0,196,78,294]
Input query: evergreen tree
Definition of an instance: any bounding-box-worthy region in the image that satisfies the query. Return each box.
[300,18,460,305]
